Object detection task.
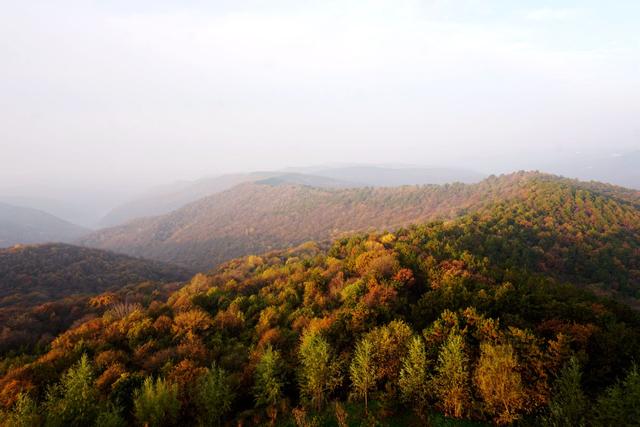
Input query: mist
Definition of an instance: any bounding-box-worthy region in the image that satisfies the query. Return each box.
[1,1,639,225]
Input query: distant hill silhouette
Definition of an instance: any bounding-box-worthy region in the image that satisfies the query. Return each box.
[311,165,485,186]
[0,202,88,247]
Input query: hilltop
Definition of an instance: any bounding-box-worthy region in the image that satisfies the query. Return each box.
[80,172,640,282]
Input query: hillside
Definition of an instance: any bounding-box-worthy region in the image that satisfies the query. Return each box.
[98,172,354,228]
[0,202,88,247]
[0,243,191,353]
[81,172,640,278]
[99,166,484,228]
[2,198,640,425]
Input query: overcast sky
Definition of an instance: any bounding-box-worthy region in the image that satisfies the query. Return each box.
[1,0,639,193]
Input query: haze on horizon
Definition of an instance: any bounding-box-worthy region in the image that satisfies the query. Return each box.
[1,0,639,224]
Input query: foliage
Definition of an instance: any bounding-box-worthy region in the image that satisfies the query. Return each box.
[193,363,234,427]
[349,337,376,414]
[1,173,640,424]
[474,343,524,424]
[254,346,286,421]
[398,335,430,419]
[432,333,470,419]
[0,393,41,427]
[544,357,587,427]
[133,377,180,427]
[94,405,126,427]
[297,332,341,411]
[591,365,640,426]
[0,243,188,354]
[80,172,640,287]
[44,354,99,427]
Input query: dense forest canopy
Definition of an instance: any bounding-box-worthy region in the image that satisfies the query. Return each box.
[0,244,190,355]
[2,173,640,426]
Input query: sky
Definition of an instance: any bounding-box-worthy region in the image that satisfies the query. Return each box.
[1,0,639,208]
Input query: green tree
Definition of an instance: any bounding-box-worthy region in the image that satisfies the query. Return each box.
[95,405,126,427]
[133,377,180,427]
[44,354,99,427]
[350,337,376,415]
[298,332,341,412]
[254,346,286,423]
[544,357,587,427]
[1,393,41,427]
[399,335,430,420]
[432,333,470,419]
[592,364,640,426]
[194,363,234,427]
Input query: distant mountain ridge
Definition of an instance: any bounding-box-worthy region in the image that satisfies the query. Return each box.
[98,172,356,227]
[311,165,486,186]
[0,202,88,247]
[80,172,640,275]
[98,166,485,227]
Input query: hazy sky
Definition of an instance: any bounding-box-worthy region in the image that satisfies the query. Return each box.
[1,0,639,192]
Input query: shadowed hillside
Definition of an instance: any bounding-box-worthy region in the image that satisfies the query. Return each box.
[0,243,191,353]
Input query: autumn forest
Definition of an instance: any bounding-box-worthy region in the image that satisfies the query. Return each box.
[1,172,639,426]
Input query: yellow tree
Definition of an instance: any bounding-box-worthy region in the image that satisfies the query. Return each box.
[474,342,525,425]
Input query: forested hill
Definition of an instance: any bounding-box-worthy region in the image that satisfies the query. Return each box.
[0,243,190,303]
[2,202,640,425]
[0,243,191,353]
[80,172,640,275]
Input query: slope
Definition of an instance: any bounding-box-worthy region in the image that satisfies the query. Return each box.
[3,192,640,424]
[0,243,191,353]
[98,172,355,227]
[81,172,640,275]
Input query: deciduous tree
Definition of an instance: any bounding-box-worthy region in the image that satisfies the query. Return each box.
[298,332,341,412]
[432,333,470,419]
[474,342,524,424]
[254,346,286,423]
[350,337,376,415]
[133,377,180,427]
[399,335,430,420]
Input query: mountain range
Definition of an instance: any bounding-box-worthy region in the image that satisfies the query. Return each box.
[80,172,640,289]
[98,166,485,227]
[2,172,640,425]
